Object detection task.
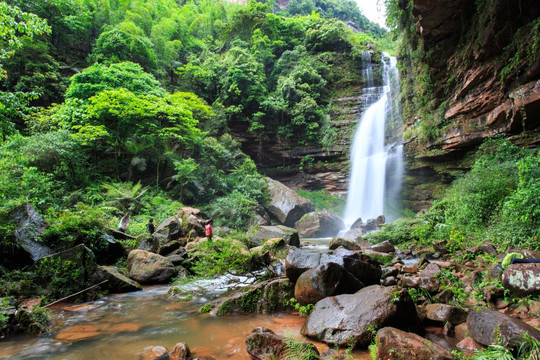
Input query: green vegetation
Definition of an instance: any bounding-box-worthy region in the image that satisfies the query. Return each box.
[297,189,345,214]
[368,139,539,252]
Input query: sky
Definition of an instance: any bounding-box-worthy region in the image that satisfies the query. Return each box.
[355,0,387,28]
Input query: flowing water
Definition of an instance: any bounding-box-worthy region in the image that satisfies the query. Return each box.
[0,281,370,359]
[344,53,404,226]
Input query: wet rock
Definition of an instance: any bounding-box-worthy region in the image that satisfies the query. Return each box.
[376,327,454,360]
[370,240,394,253]
[127,250,178,284]
[337,228,366,241]
[246,327,319,360]
[467,307,540,348]
[502,263,540,296]
[401,276,440,294]
[266,178,315,227]
[153,215,187,246]
[454,322,469,341]
[456,336,483,352]
[4,204,51,268]
[93,265,142,293]
[138,234,160,253]
[245,327,286,360]
[295,262,364,305]
[419,263,441,277]
[432,289,456,304]
[56,324,102,342]
[425,304,468,325]
[382,267,399,278]
[250,204,272,227]
[205,277,294,316]
[295,211,345,238]
[285,247,323,282]
[249,225,299,248]
[169,343,191,360]
[301,285,421,348]
[158,241,181,256]
[328,237,361,251]
[140,346,169,360]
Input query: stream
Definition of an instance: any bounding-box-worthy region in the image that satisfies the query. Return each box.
[0,270,370,359]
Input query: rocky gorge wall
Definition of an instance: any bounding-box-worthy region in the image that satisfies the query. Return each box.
[397,0,540,210]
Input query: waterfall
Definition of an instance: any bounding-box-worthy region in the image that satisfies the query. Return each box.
[343,53,403,226]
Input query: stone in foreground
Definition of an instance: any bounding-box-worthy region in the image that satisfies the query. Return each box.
[301,285,421,348]
[376,327,454,360]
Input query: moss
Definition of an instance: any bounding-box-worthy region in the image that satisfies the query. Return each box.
[199,304,213,313]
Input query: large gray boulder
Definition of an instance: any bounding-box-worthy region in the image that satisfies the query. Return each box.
[35,244,96,284]
[294,262,364,305]
[328,237,362,251]
[266,178,314,227]
[301,285,421,348]
[376,327,454,360]
[127,249,178,284]
[249,225,300,248]
[93,265,142,293]
[467,307,540,348]
[295,211,345,238]
[5,204,51,267]
[285,247,381,285]
[502,263,540,296]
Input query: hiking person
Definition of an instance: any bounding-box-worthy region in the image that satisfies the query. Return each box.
[118,213,130,232]
[205,219,213,242]
[148,218,155,234]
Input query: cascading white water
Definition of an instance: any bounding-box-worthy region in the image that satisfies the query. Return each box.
[344,53,403,225]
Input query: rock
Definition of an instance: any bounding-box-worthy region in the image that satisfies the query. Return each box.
[337,228,366,241]
[454,322,469,341]
[250,204,272,227]
[169,343,191,360]
[55,324,102,342]
[96,233,126,265]
[140,346,169,360]
[376,327,454,360]
[502,263,540,296]
[93,265,142,293]
[328,237,361,250]
[5,204,51,268]
[138,234,160,253]
[456,336,483,352]
[158,241,182,256]
[266,178,314,227]
[205,277,294,316]
[285,247,322,282]
[467,307,540,348]
[153,215,187,246]
[425,304,468,325]
[370,240,394,253]
[246,327,319,360]
[295,211,345,238]
[419,263,441,277]
[249,225,300,247]
[401,276,440,294]
[301,285,421,348]
[432,289,456,304]
[294,262,364,305]
[245,327,286,360]
[127,250,178,284]
[433,240,448,255]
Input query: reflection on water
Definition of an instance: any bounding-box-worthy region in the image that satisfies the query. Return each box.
[0,285,370,360]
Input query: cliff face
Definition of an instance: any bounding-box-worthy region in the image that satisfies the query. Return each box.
[397,0,540,210]
[402,0,540,152]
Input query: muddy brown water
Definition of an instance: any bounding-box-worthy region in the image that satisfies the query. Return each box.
[0,285,370,359]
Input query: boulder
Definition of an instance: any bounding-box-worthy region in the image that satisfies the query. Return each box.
[266,178,314,227]
[169,342,191,360]
[127,250,178,284]
[301,285,421,348]
[204,277,294,316]
[285,247,381,285]
[250,204,272,227]
[295,211,345,238]
[456,336,483,352]
[138,234,160,253]
[93,265,142,293]
[376,327,454,360]
[249,225,300,248]
[370,240,394,253]
[502,263,540,296]
[5,204,51,267]
[294,262,364,305]
[153,215,187,246]
[425,304,468,325]
[401,276,440,294]
[419,263,442,277]
[94,233,125,265]
[246,327,318,360]
[337,228,366,242]
[467,307,540,348]
[328,237,361,251]
[158,241,182,256]
[140,346,169,360]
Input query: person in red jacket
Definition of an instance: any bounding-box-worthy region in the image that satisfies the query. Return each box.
[205,219,213,242]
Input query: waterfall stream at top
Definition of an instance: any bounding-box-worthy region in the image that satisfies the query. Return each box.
[343,52,404,226]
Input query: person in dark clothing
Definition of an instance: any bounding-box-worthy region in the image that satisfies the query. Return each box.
[148,218,155,234]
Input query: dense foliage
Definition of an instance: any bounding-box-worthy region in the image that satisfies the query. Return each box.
[368,139,540,251]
